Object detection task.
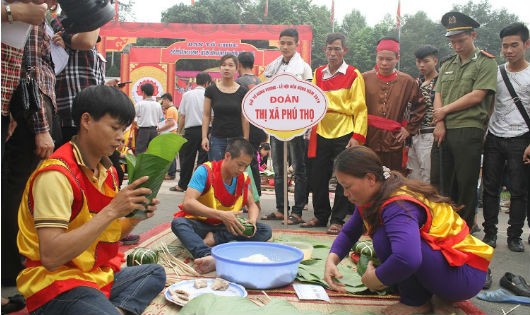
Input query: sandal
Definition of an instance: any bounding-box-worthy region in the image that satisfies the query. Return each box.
[327,223,343,235]
[284,214,304,225]
[261,212,284,220]
[300,217,326,228]
[169,186,185,192]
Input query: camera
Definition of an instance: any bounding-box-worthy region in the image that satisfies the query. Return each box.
[57,0,115,33]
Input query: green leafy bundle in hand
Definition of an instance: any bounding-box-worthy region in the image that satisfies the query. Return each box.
[126,133,187,218]
[353,240,380,276]
[237,216,255,236]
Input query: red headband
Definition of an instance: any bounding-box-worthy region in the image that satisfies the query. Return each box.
[376,39,400,53]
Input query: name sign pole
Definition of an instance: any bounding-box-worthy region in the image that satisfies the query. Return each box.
[242,73,328,226]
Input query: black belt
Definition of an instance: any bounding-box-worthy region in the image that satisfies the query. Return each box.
[419,128,434,134]
[139,126,157,129]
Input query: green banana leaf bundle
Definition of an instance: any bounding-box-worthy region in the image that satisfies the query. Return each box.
[126,247,158,266]
[237,216,255,236]
[352,240,380,277]
[126,133,187,218]
[353,240,376,258]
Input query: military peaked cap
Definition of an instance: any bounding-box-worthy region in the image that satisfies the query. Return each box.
[441,12,480,37]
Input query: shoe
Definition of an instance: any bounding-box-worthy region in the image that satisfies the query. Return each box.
[483,269,492,289]
[1,294,26,314]
[500,272,530,297]
[470,224,481,234]
[164,175,175,180]
[120,234,140,245]
[482,234,497,248]
[507,238,524,252]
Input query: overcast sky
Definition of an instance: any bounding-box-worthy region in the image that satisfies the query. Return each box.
[132,0,529,25]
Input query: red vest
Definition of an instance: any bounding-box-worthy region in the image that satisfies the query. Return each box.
[175,160,249,225]
[379,193,492,272]
[18,143,121,312]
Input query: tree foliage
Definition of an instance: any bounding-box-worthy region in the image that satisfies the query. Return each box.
[117,0,136,22]
[123,0,526,78]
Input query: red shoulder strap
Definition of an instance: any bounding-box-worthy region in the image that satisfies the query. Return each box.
[28,161,84,221]
[381,195,433,231]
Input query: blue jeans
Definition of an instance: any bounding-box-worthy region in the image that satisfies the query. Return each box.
[167,157,177,177]
[208,136,233,161]
[171,217,272,258]
[482,132,530,239]
[270,135,307,216]
[31,264,166,315]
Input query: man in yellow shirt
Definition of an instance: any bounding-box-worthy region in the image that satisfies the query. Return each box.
[16,85,166,314]
[158,92,179,180]
[301,33,367,235]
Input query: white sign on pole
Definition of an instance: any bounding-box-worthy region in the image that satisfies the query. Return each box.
[242,73,328,141]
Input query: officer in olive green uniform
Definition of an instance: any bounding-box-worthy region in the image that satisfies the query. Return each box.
[431,12,497,230]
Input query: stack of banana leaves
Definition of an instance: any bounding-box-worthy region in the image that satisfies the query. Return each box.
[273,236,367,294]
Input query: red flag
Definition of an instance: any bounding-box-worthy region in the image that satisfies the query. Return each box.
[264,0,269,17]
[330,0,335,25]
[396,0,401,29]
[114,0,119,22]
[191,0,195,6]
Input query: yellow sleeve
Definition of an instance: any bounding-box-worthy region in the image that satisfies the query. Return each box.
[33,171,74,229]
[169,107,179,121]
[350,69,368,142]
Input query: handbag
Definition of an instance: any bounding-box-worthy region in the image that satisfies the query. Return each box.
[499,64,530,130]
[9,36,41,123]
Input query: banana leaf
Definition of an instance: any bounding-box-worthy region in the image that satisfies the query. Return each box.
[273,235,367,293]
[298,256,367,293]
[180,294,356,315]
[125,133,187,218]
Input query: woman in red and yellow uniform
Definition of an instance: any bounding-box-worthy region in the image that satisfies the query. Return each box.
[324,146,493,315]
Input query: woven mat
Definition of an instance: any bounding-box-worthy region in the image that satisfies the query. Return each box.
[125,226,484,315]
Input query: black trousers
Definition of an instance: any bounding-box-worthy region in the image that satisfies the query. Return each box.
[135,127,158,154]
[310,133,354,225]
[178,126,208,190]
[482,132,529,239]
[431,127,484,229]
[249,150,262,196]
[1,97,61,285]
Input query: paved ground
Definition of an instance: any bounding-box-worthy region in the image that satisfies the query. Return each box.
[3,176,529,314]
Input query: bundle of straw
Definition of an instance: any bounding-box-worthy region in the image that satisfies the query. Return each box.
[157,242,199,284]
